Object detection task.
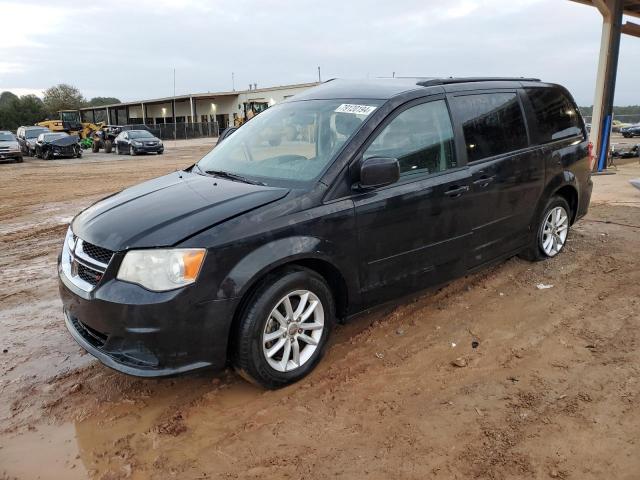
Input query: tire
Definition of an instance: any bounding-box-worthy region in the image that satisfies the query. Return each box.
[43,150,51,160]
[519,196,571,261]
[92,141,100,153]
[129,145,136,156]
[232,267,335,388]
[15,156,23,163]
[157,149,164,155]
[104,140,113,154]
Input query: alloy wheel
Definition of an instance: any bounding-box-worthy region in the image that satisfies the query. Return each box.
[262,290,325,372]
[541,206,569,257]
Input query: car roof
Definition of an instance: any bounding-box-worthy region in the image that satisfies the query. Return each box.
[290,77,545,101]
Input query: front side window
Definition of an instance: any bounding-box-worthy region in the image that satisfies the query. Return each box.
[197,99,381,185]
[363,100,457,177]
[525,88,583,143]
[452,93,528,162]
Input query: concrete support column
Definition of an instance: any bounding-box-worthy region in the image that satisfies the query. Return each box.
[141,103,146,125]
[105,107,111,125]
[590,0,623,172]
[189,97,195,124]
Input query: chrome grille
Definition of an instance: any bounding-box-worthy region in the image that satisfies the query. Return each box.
[77,262,103,286]
[82,241,113,265]
[61,229,113,292]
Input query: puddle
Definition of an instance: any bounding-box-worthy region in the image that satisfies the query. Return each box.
[0,423,87,479]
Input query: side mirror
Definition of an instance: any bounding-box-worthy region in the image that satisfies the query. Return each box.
[357,156,400,189]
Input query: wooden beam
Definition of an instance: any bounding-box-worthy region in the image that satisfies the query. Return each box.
[622,21,640,37]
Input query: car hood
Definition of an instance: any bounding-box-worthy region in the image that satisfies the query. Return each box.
[0,140,19,148]
[71,170,289,251]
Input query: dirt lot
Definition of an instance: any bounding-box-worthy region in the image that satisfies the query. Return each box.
[1,141,639,480]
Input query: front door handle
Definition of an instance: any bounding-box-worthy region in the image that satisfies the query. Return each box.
[444,185,470,197]
[473,175,495,187]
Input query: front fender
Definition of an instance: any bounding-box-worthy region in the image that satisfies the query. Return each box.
[216,235,357,303]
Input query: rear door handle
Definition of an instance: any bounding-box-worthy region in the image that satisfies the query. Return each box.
[473,175,495,187]
[444,185,470,197]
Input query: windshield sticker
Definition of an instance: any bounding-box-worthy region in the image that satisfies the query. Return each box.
[335,104,377,116]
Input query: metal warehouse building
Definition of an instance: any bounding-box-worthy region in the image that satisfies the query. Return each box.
[79,82,318,139]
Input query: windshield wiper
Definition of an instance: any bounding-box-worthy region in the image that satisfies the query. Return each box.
[204,169,266,186]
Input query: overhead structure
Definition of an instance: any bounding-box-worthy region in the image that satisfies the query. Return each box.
[570,0,640,172]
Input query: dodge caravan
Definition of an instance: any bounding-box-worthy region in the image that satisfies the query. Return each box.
[59,77,592,388]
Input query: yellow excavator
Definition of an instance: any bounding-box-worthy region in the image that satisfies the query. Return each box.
[37,110,104,141]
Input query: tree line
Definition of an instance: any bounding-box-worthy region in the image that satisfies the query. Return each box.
[578,105,640,117]
[0,84,120,131]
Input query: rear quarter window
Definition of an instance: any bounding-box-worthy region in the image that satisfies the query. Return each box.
[525,88,583,143]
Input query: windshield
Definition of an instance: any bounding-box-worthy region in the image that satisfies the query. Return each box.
[0,132,16,141]
[129,130,154,139]
[196,99,381,185]
[26,129,48,139]
[43,133,68,141]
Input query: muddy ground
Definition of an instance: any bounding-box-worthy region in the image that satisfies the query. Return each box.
[1,143,639,480]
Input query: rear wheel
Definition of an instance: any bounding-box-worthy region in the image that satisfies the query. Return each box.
[92,141,100,153]
[519,196,571,261]
[233,267,334,388]
[104,140,113,154]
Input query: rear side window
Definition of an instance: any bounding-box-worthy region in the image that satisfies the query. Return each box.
[452,93,528,162]
[525,88,582,143]
[363,100,457,177]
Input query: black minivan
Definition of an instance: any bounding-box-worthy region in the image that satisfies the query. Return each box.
[59,77,592,388]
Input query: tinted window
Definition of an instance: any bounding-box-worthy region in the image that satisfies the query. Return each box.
[453,93,528,162]
[525,88,582,143]
[364,100,456,177]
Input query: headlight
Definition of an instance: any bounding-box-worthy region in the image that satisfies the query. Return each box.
[117,249,206,291]
[132,141,142,146]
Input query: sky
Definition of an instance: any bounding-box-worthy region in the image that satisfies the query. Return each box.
[0,0,638,106]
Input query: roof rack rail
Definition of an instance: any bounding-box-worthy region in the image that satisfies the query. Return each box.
[416,77,541,87]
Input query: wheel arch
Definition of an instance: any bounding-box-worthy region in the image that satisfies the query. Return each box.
[533,171,579,229]
[224,244,353,362]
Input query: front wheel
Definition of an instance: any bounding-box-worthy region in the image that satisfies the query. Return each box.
[104,140,113,153]
[129,145,136,156]
[519,196,571,261]
[232,267,334,388]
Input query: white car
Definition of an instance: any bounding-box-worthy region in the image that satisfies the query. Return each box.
[0,131,23,163]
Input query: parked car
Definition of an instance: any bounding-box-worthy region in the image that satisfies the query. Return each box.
[0,131,23,163]
[59,77,592,388]
[621,124,640,138]
[16,126,50,156]
[114,129,163,155]
[35,132,82,159]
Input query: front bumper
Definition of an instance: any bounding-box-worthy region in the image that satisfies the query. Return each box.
[59,262,239,377]
[132,144,163,154]
[0,151,22,162]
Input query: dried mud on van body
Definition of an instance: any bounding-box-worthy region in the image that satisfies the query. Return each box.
[1,148,639,479]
